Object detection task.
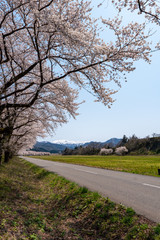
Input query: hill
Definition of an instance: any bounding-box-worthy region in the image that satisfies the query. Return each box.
[31,141,66,153]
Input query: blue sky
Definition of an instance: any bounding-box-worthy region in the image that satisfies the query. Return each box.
[38,1,160,143]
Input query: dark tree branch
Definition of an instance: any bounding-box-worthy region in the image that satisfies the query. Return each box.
[0,61,39,94]
[0,82,35,100]
[39,0,54,11]
[0,1,29,28]
[137,0,160,23]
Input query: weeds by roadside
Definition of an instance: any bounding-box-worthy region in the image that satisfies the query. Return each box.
[0,157,160,239]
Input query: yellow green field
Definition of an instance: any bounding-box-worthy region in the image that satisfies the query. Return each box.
[31,155,160,177]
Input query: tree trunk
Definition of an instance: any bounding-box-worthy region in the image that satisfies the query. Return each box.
[0,147,2,165]
[0,138,2,165]
[4,150,10,163]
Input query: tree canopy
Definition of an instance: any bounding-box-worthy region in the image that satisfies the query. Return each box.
[0,0,155,161]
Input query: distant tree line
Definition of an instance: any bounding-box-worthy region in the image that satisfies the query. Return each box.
[63,145,100,155]
[119,135,160,155]
[62,135,160,155]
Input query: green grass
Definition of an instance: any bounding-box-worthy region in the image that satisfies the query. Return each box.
[30,155,160,177]
[0,157,160,239]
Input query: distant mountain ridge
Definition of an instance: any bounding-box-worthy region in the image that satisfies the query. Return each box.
[83,138,121,148]
[31,138,121,153]
[52,140,86,145]
[31,141,65,153]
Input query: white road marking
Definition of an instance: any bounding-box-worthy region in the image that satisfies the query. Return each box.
[143,183,160,189]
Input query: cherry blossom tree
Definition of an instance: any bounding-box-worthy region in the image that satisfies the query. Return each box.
[4,120,45,161]
[115,146,128,155]
[112,0,160,25]
[0,0,153,161]
[0,79,79,163]
[0,0,151,110]
[100,148,113,155]
[111,0,160,49]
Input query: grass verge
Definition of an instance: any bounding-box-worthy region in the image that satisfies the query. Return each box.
[30,155,160,177]
[0,157,160,239]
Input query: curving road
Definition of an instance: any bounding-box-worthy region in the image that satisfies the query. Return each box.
[21,156,160,223]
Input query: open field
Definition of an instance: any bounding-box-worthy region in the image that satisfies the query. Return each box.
[30,155,160,177]
[0,157,160,239]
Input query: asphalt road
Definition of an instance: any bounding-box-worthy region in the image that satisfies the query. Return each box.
[21,156,160,223]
